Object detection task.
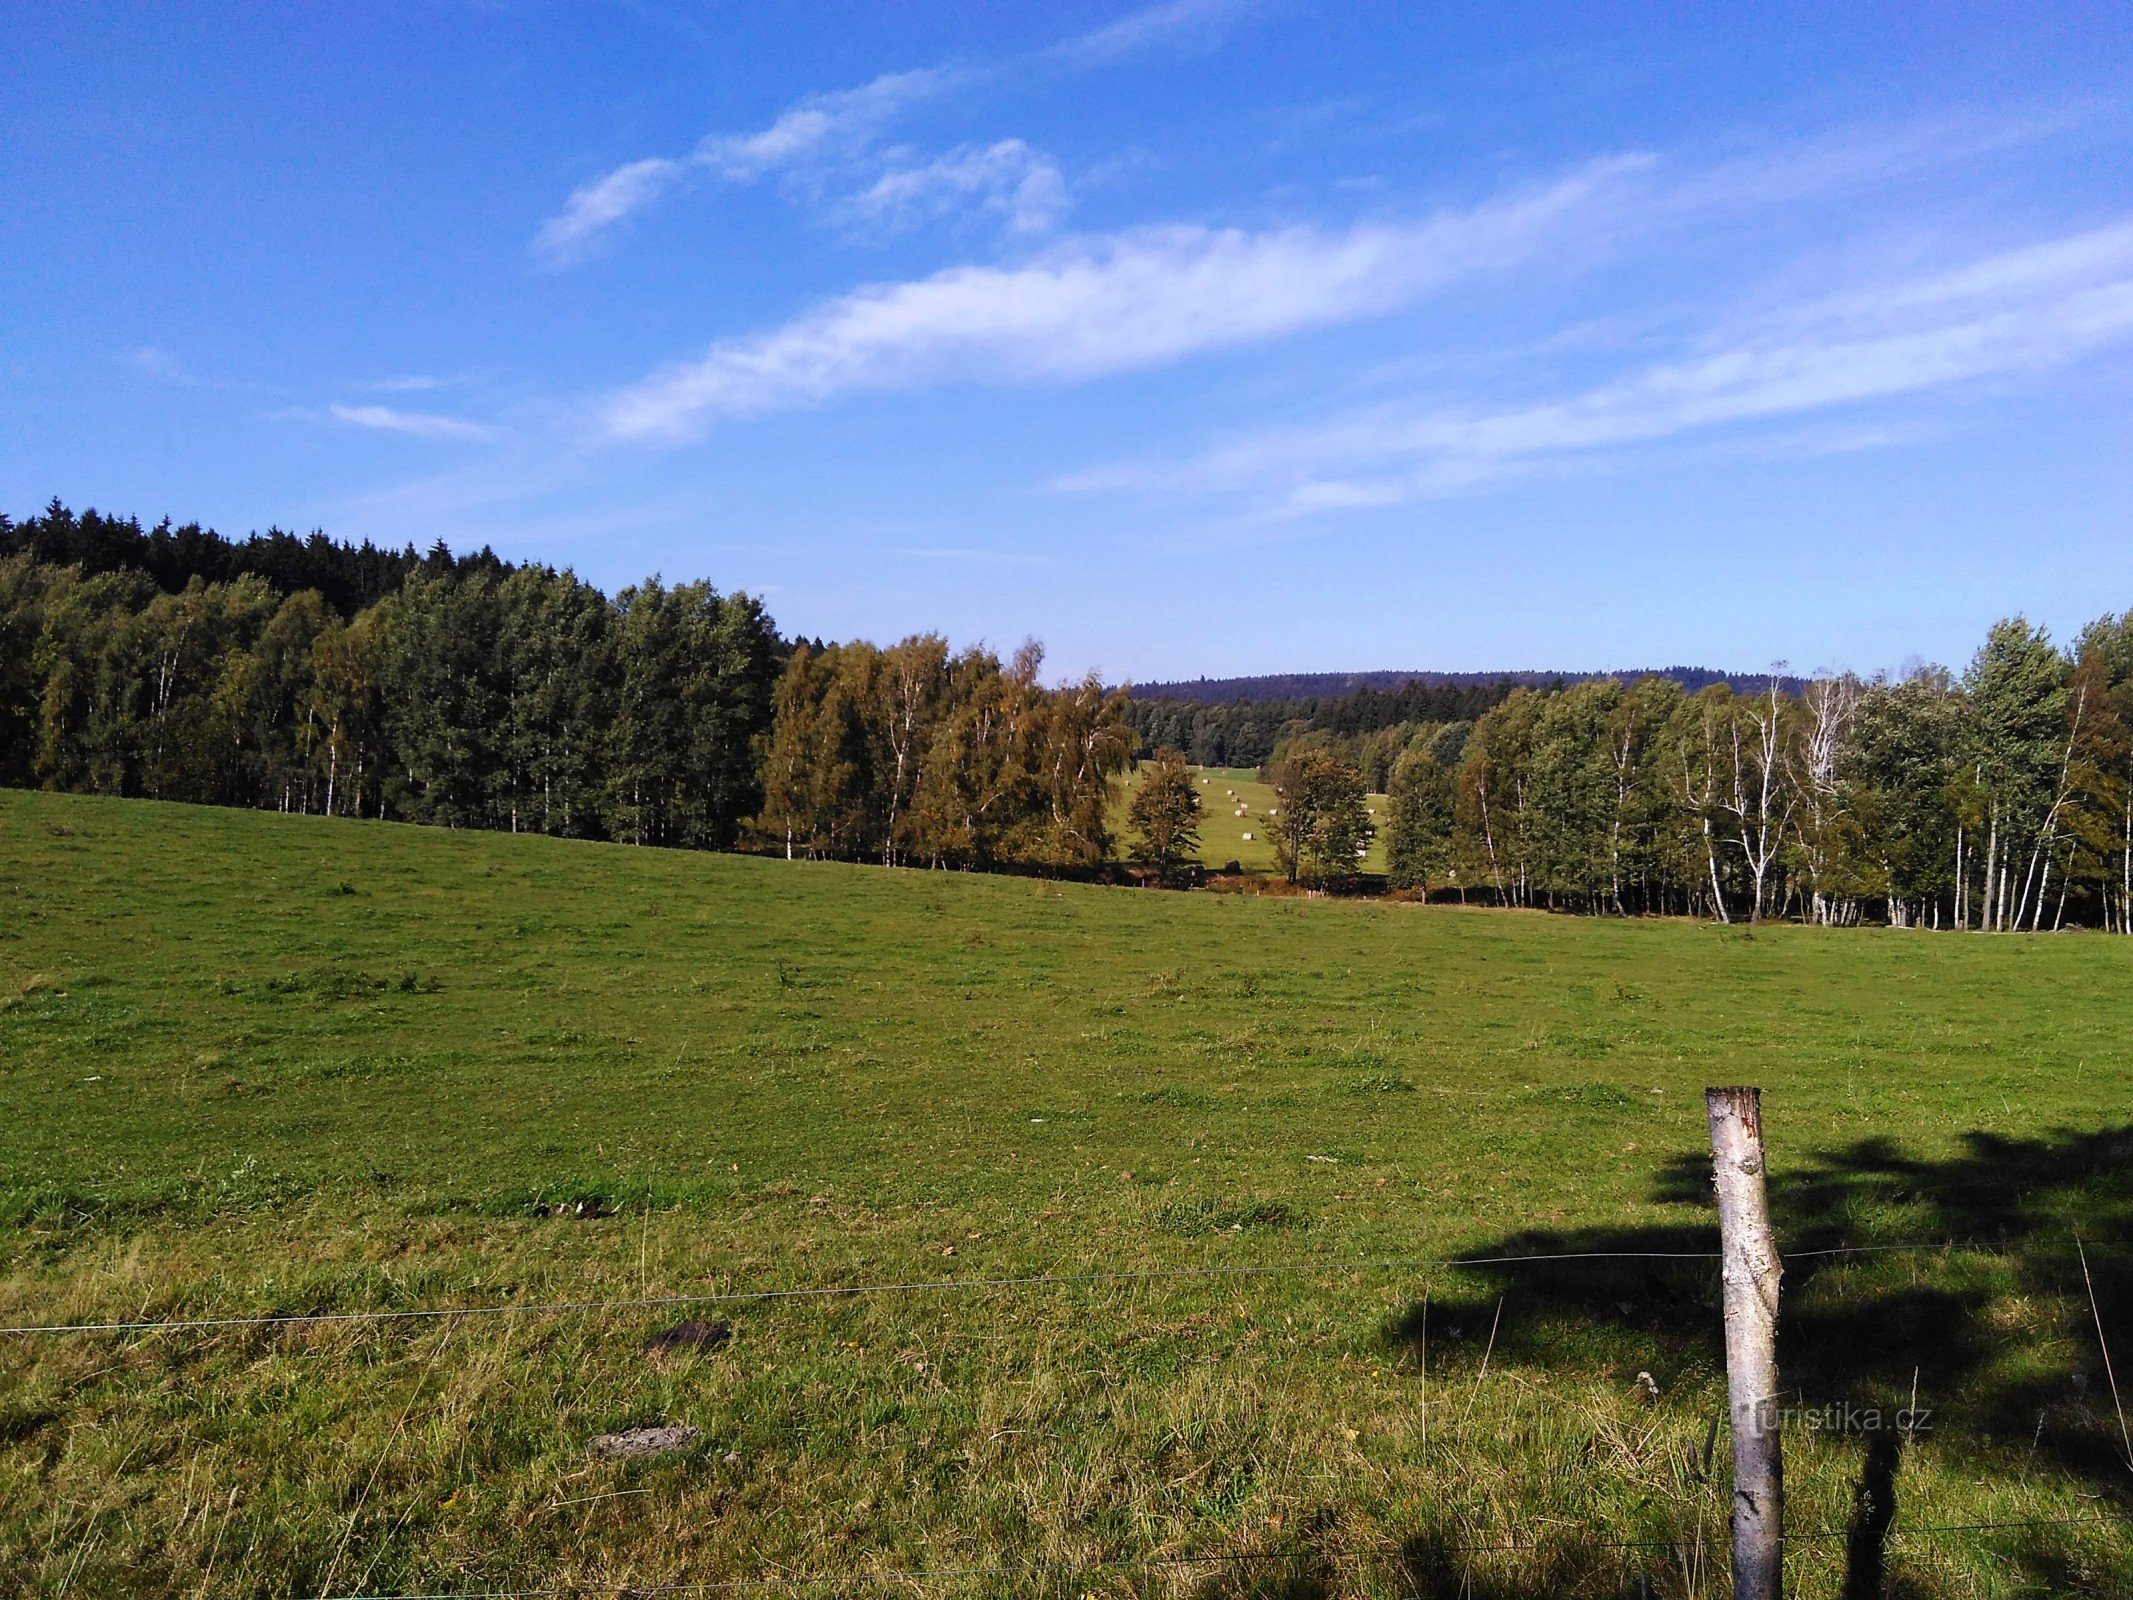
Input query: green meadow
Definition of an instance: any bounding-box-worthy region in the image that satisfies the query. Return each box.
[3,788,2131,1598]
[1112,765,1392,876]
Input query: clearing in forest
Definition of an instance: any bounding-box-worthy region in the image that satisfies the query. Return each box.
[1112,763,1392,876]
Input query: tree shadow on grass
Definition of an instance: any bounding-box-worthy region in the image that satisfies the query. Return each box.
[1841,1431,1902,1600]
[1381,1124,2133,1598]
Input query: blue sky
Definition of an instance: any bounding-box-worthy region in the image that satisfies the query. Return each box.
[4,3,2131,683]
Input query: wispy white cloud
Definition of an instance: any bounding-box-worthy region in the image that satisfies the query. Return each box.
[532,71,950,263]
[843,140,1069,236]
[1060,221,2133,513]
[327,403,498,443]
[599,159,1649,439]
[697,68,951,180]
[355,372,480,394]
[1049,0,1269,67]
[532,1,1273,261]
[120,344,200,385]
[1654,109,2080,221]
[120,344,275,393]
[534,157,692,264]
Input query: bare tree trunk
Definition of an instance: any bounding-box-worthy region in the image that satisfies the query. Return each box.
[2122,793,2132,934]
[1477,774,1506,904]
[2006,686,2088,932]
[1512,777,1529,909]
[1791,676,1854,928]
[1705,818,1731,925]
[1610,723,1634,917]
[1983,809,1999,932]
[1724,684,1791,923]
[2015,832,2047,932]
[1708,1086,1784,1600]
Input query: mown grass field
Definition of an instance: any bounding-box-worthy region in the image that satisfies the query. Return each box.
[1112,765,1392,876]
[4,788,2132,1598]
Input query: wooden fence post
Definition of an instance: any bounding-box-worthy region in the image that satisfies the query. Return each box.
[1707,1085,1783,1600]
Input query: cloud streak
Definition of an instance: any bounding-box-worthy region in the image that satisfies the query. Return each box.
[328,403,498,442]
[1047,0,1270,66]
[1060,221,2133,513]
[533,70,949,263]
[534,157,692,264]
[532,0,1270,261]
[599,159,1649,439]
[842,140,1069,236]
[697,69,950,180]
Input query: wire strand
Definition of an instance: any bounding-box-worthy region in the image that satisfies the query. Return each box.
[0,1249,1719,1337]
[0,1240,2029,1338]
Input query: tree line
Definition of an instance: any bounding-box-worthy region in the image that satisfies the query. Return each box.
[3,503,781,847]
[5,499,445,615]
[2,503,1136,871]
[9,501,2132,930]
[1122,677,1523,770]
[1370,615,2133,931]
[1121,668,1805,773]
[759,635,1133,871]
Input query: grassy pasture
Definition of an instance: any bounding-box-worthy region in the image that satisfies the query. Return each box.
[1112,765,1392,875]
[3,789,2132,1597]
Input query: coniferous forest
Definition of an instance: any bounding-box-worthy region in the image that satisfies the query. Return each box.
[5,500,2131,931]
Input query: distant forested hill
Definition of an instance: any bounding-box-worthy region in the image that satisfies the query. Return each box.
[1130,667,1804,703]
[1119,667,1809,774]
[0,498,502,616]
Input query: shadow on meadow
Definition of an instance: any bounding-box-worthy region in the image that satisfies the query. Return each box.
[1371,1124,2133,1598]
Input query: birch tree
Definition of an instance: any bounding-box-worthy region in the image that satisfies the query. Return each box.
[1790,673,1859,924]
